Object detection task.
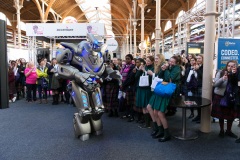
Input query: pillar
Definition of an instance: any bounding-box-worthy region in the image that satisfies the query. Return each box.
[133,0,137,57]
[130,14,133,55]
[13,0,23,48]
[155,0,161,57]
[139,1,147,58]
[201,0,217,133]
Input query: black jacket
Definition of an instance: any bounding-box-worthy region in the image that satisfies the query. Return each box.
[122,64,135,91]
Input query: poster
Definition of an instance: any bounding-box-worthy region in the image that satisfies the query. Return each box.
[217,38,240,69]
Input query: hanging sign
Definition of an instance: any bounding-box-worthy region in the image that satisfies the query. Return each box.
[217,38,240,69]
[26,23,105,36]
[106,39,118,51]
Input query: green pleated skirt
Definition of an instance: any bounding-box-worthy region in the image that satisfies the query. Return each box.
[136,87,152,108]
[148,93,171,112]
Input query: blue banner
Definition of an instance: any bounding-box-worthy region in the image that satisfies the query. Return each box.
[218,38,240,69]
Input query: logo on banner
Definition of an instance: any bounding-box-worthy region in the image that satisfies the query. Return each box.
[57,26,73,31]
[32,25,43,35]
[225,41,236,47]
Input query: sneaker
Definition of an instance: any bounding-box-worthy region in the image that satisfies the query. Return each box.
[225,131,238,138]
[12,97,16,102]
[9,100,12,103]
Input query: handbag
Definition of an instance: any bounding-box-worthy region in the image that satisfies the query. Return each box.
[220,95,228,107]
[41,77,49,89]
[139,71,149,87]
[151,73,163,90]
[154,81,176,97]
[220,83,236,107]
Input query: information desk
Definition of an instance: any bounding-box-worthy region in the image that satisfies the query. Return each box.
[169,96,211,140]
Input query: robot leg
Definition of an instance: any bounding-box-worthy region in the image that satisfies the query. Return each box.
[90,87,105,135]
[70,81,92,141]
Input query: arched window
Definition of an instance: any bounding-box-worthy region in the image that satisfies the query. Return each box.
[191,0,205,13]
[175,10,185,24]
[151,32,155,40]
[16,21,26,31]
[164,20,172,31]
[0,12,12,26]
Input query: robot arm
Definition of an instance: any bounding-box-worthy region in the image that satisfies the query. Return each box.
[56,47,98,86]
[57,64,98,87]
[104,64,122,86]
[56,48,73,64]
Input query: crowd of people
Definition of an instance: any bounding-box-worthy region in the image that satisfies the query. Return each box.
[8,58,70,105]
[7,52,240,143]
[102,53,240,143]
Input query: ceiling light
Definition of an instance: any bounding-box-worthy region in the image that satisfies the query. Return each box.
[147,9,151,13]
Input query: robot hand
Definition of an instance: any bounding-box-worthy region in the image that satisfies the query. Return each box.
[109,70,122,80]
[75,72,101,86]
[105,75,112,81]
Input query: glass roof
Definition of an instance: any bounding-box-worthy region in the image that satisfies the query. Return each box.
[76,0,114,37]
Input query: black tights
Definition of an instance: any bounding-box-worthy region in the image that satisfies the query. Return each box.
[219,119,233,132]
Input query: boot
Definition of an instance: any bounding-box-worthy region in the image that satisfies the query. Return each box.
[65,92,70,104]
[17,92,20,100]
[158,128,171,142]
[52,95,57,105]
[152,125,164,139]
[136,112,143,123]
[151,122,159,136]
[139,113,151,128]
[114,109,119,117]
[55,94,59,105]
[108,109,114,117]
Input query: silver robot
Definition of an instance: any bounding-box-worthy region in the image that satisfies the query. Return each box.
[56,34,121,141]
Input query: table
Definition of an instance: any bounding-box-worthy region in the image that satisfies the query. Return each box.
[169,96,211,140]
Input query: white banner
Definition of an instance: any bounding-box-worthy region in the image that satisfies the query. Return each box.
[26,23,105,36]
[106,39,118,51]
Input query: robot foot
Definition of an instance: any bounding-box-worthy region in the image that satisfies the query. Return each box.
[80,134,90,141]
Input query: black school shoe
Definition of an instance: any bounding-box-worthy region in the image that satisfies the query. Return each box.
[235,138,240,143]
[225,130,238,138]
[158,136,171,142]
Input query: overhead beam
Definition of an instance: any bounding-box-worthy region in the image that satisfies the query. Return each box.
[44,0,56,20]
[61,4,79,19]
[122,0,133,15]
[32,0,44,21]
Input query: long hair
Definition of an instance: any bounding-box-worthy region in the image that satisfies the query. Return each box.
[220,60,238,77]
[154,53,165,73]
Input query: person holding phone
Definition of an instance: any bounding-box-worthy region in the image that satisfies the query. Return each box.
[211,60,239,139]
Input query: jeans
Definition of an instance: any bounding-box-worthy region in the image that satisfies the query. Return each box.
[26,83,37,101]
[37,85,47,99]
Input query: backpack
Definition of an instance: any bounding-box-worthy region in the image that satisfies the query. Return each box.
[187,73,198,91]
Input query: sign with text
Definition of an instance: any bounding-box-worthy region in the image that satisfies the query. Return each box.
[106,39,118,51]
[217,38,240,69]
[26,23,105,36]
[186,42,204,55]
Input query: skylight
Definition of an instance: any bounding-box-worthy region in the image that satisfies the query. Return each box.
[76,0,114,37]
